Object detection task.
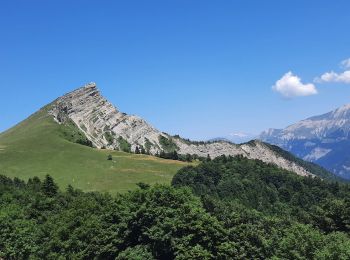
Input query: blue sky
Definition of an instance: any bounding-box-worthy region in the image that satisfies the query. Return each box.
[1,0,350,140]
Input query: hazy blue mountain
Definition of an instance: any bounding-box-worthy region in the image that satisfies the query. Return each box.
[260,104,350,179]
[208,132,257,144]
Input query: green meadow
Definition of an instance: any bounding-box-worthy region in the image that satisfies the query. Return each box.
[0,106,191,194]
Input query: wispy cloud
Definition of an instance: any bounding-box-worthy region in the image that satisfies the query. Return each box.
[341,58,350,69]
[272,71,318,98]
[315,58,350,84]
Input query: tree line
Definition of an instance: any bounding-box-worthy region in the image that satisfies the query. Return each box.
[1,155,350,259]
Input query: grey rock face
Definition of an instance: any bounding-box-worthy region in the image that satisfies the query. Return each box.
[49,83,166,154]
[49,83,316,177]
[260,104,350,179]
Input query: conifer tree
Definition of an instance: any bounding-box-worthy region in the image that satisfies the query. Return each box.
[172,150,179,160]
[141,146,146,154]
[185,153,192,162]
[206,154,211,162]
[41,174,58,197]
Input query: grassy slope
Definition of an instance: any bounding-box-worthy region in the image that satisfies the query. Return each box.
[0,106,190,194]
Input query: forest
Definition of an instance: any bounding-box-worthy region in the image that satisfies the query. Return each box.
[1,156,350,259]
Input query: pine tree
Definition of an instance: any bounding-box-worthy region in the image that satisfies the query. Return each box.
[185,153,192,162]
[140,146,146,154]
[66,184,75,195]
[27,176,42,191]
[135,146,140,154]
[41,175,58,197]
[206,154,211,162]
[13,177,25,188]
[107,154,113,160]
[172,150,179,160]
[136,182,150,190]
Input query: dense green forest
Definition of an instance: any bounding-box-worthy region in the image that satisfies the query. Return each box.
[1,156,350,259]
[172,156,350,259]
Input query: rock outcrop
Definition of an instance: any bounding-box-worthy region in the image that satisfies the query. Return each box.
[49,83,325,177]
[49,83,166,154]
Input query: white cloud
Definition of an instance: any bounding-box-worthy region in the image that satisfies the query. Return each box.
[315,58,350,84]
[341,58,350,69]
[316,70,350,84]
[272,71,318,98]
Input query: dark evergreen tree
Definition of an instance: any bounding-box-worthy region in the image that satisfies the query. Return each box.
[136,182,150,190]
[13,177,25,188]
[135,146,140,154]
[41,174,58,197]
[206,154,211,162]
[185,154,193,162]
[140,146,146,154]
[27,176,42,191]
[107,154,113,160]
[172,150,179,160]
[66,184,75,195]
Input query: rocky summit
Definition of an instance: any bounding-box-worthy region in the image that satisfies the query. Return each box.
[46,82,338,178]
[260,104,350,179]
[49,82,165,154]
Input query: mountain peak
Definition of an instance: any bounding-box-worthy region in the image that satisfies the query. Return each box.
[45,83,333,178]
[80,81,97,90]
[332,103,350,118]
[64,82,99,98]
[80,82,97,92]
[259,103,350,179]
[49,83,162,151]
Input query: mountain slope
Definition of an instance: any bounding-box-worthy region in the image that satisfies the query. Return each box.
[49,83,332,178]
[0,105,189,194]
[260,104,350,179]
[0,83,338,188]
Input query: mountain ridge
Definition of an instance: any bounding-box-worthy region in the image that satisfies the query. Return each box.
[260,104,350,179]
[43,82,338,179]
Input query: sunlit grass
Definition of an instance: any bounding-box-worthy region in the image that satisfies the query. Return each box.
[0,106,192,194]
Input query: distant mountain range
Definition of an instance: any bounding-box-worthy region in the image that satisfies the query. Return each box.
[260,104,350,179]
[208,132,257,144]
[0,82,337,180]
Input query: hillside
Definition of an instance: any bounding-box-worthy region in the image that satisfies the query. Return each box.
[0,105,189,194]
[260,104,350,179]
